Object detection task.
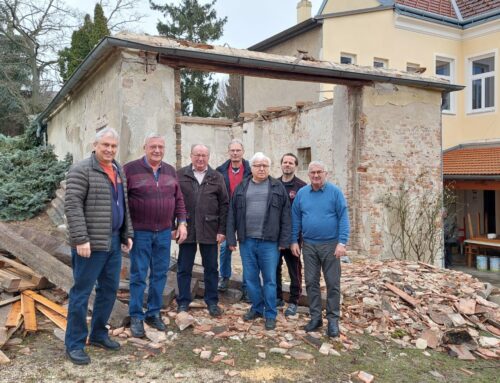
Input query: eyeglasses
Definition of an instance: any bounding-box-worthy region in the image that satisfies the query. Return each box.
[309,170,325,175]
[147,145,164,150]
[252,164,269,169]
[191,154,208,158]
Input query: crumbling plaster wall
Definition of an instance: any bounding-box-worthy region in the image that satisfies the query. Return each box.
[47,51,123,161]
[47,50,177,164]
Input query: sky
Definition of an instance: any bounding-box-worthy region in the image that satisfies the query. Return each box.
[66,0,324,49]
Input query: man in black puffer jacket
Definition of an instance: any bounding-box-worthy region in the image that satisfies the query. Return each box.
[64,127,133,365]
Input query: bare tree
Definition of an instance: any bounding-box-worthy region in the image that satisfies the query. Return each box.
[0,0,78,115]
[98,0,147,32]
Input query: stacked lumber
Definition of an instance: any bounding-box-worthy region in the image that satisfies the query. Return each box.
[339,260,500,360]
[0,253,50,292]
[0,290,67,364]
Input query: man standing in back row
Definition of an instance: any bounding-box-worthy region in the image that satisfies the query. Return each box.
[277,153,306,317]
[291,161,349,338]
[216,139,251,301]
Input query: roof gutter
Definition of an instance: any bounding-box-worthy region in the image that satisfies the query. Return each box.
[35,36,464,126]
[396,4,462,27]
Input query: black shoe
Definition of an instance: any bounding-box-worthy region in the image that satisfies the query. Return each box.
[240,290,251,303]
[304,319,323,332]
[285,303,298,317]
[276,299,285,308]
[66,349,90,365]
[145,314,166,331]
[218,277,229,292]
[177,304,189,313]
[89,337,120,351]
[327,319,340,338]
[130,317,145,338]
[265,318,276,330]
[208,304,223,318]
[243,309,263,321]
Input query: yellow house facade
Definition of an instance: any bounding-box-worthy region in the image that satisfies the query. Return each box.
[246,0,500,149]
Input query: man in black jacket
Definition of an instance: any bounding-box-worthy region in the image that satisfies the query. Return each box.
[177,144,229,316]
[226,152,291,330]
[216,139,251,300]
[276,153,307,317]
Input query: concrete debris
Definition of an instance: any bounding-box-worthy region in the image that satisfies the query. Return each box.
[199,350,212,360]
[351,370,375,383]
[175,312,195,331]
[289,350,314,360]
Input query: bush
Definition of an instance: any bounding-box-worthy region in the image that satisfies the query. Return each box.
[0,123,72,221]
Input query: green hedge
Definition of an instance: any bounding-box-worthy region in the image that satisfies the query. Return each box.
[0,125,72,221]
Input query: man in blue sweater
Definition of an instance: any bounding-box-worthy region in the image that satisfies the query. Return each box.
[291,161,350,338]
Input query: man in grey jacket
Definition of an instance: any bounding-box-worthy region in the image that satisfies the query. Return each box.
[64,127,133,365]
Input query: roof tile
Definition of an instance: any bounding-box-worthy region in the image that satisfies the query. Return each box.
[443,146,500,175]
[455,0,500,18]
[396,0,457,18]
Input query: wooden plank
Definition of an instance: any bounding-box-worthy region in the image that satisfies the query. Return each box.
[384,282,418,307]
[0,296,20,308]
[0,254,43,284]
[21,293,37,332]
[0,223,129,327]
[23,290,67,318]
[467,213,474,238]
[0,318,23,349]
[0,269,21,291]
[35,304,66,331]
[5,301,22,328]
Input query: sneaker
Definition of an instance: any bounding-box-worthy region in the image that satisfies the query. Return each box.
[130,317,145,338]
[284,303,297,317]
[177,304,189,313]
[276,299,285,308]
[218,277,229,292]
[265,318,276,330]
[208,304,223,317]
[145,314,166,331]
[243,309,263,321]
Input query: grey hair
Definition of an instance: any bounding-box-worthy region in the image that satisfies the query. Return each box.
[249,152,271,167]
[308,161,327,172]
[94,127,119,143]
[143,133,165,146]
[191,143,210,154]
[228,138,244,150]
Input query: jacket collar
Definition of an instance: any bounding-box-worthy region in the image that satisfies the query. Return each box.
[91,152,121,175]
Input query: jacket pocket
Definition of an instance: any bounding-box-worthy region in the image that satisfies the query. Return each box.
[203,215,219,240]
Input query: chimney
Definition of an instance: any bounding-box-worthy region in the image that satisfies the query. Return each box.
[297,0,312,23]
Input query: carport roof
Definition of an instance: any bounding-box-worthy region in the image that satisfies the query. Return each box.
[35,33,463,126]
[444,143,500,176]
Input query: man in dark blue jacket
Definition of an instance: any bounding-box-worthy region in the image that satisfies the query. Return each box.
[216,139,251,300]
[226,152,291,330]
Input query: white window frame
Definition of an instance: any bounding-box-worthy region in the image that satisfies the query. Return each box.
[373,58,388,69]
[466,50,497,114]
[434,54,456,115]
[340,52,356,65]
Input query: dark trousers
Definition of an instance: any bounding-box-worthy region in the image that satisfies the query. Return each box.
[129,229,171,320]
[276,248,302,304]
[177,243,218,306]
[302,242,341,321]
[65,235,121,351]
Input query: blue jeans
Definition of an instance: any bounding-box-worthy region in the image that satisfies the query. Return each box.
[129,229,171,320]
[239,238,279,319]
[219,240,246,291]
[65,235,121,351]
[177,243,218,306]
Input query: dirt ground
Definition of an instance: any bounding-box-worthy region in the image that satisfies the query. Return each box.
[1,306,498,383]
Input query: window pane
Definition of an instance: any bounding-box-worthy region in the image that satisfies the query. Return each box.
[341,56,352,64]
[485,76,495,108]
[442,93,450,111]
[472,79,482,109]
[436,60,450,76]
[374,61,384,68]
[473,56,494,75]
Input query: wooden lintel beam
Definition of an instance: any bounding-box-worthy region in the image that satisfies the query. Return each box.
[158,55,369,87]
[445,180,500,191]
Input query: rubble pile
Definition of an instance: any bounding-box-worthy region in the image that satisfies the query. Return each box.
[340,260,499,360]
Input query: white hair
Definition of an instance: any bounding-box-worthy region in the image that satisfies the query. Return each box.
[249,152,271,167]
[308,161,327,172]
[191,143,210,154]
[94,127,119,143]
[228,138,244,150]
[143,133,165,146]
